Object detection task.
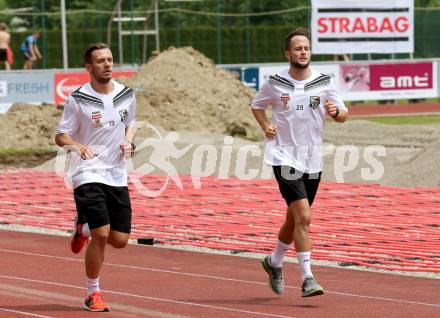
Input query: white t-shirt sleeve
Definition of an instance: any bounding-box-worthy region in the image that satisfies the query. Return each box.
[326,77,348,112]
[125,93,136,128]
[55,96,79,135]
[251,81,272,110]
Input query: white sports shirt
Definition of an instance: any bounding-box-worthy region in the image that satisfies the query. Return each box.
[56,80,136,188]
[251,68,347,173]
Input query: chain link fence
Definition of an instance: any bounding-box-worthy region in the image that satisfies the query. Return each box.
[1,2,440,69]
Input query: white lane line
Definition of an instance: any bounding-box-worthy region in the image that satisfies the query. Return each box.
[0,307,53,318]
[0,275,294,318]
[1,248,439,308]
[0,283,193,318]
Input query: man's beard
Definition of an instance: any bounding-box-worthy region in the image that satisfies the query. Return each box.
[93,70,112,84]
[95,75,112,84]
[291,60,310,69]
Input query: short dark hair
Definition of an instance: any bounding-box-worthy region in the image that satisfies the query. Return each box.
[84,43,110,64]
[284,27,311,51]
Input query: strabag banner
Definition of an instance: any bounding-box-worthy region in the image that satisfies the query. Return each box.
[311,0,414,54]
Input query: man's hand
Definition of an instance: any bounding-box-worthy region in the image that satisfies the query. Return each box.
[324,100,338,118]
[75,144,96,160]
[264,125,278,139]
[120,142,135,158]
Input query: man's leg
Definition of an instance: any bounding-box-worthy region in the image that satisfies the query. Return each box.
[85,225,109,280]
[289,198,311,252]
[289,198,324,297]
[83,224,111,312]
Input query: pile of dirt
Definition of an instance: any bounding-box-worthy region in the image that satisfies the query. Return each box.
[1,47,440,188]
[122,46,260,139]
[0,103,61,148]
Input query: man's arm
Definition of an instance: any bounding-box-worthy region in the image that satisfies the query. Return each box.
[55,133,96,160]
[251,108,278,139]
[29,44,37,60]
[119,126,137,158]
[324,100,347,123]
[34,44,42,59]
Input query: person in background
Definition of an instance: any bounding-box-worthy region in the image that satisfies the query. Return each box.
[21,31,42,69]
[0,23,11,70]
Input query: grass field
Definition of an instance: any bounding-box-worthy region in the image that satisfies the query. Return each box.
[0,147,56,167]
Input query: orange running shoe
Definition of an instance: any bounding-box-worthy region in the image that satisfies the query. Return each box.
[70,217,89,254]
[84,291,110,312]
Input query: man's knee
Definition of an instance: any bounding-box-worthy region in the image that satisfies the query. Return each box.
[109,239,128,249]
[288,203,311,226]
[91,227,110,245]
[108,232,130,248]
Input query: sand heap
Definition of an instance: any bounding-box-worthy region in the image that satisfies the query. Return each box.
[123,46,261,139]
[0,103,61,148]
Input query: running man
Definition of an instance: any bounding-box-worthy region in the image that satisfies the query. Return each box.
[20,31,42,69]
[55,43,136,312]
[251,27,347,298]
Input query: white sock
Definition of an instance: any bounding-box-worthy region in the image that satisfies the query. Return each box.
[82,223,91,237]
[297,251,313,281]
[270,240,291,268]
[86,276,100,296]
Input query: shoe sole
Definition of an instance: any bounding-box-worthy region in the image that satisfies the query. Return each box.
[302,288,324,297]
[84,305,110,312]
[261,258,283,295]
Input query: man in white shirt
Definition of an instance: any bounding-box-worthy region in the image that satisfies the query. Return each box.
[55,43,136,312]
[251,27,347,298]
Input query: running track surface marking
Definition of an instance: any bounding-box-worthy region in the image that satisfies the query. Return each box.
[0,231,439,318]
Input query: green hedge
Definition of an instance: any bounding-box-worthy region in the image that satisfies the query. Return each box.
[8,11,440,70]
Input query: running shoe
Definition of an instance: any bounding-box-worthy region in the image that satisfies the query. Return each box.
[70,216,89,254]
[84,291,110,312]
[261,255,284,295]
[301,276,324,297]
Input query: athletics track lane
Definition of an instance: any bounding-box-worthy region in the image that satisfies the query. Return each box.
[0,231,439,318]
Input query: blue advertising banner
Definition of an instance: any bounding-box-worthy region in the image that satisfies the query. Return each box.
[0,71,54,105]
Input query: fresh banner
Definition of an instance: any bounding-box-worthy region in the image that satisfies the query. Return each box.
[311,0,414,54]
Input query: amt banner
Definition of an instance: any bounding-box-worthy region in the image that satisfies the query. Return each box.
[55,70,137,104]
[311,0,414,54]
[339,61,437,100]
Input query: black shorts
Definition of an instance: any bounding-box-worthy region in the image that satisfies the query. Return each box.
[0,48,6,62]
[273,165,321,207]
[23,51,32,60]
[73,182,132,233]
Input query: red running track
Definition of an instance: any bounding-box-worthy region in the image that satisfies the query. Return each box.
[0,171,439,273]
[348,103,440,117]
[0,231,439,318]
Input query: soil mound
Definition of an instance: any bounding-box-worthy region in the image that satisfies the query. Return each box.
[123,46,260,139]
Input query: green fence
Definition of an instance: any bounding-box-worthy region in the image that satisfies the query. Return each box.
[3,4,440,69]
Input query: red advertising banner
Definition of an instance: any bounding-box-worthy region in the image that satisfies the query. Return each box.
[54,70,136,104]
[370,62,433,91]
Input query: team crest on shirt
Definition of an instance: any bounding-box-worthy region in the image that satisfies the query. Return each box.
[119,109,128,122]
[280,93,290,107]
[309,96,320,110]
[91,111,103,128]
